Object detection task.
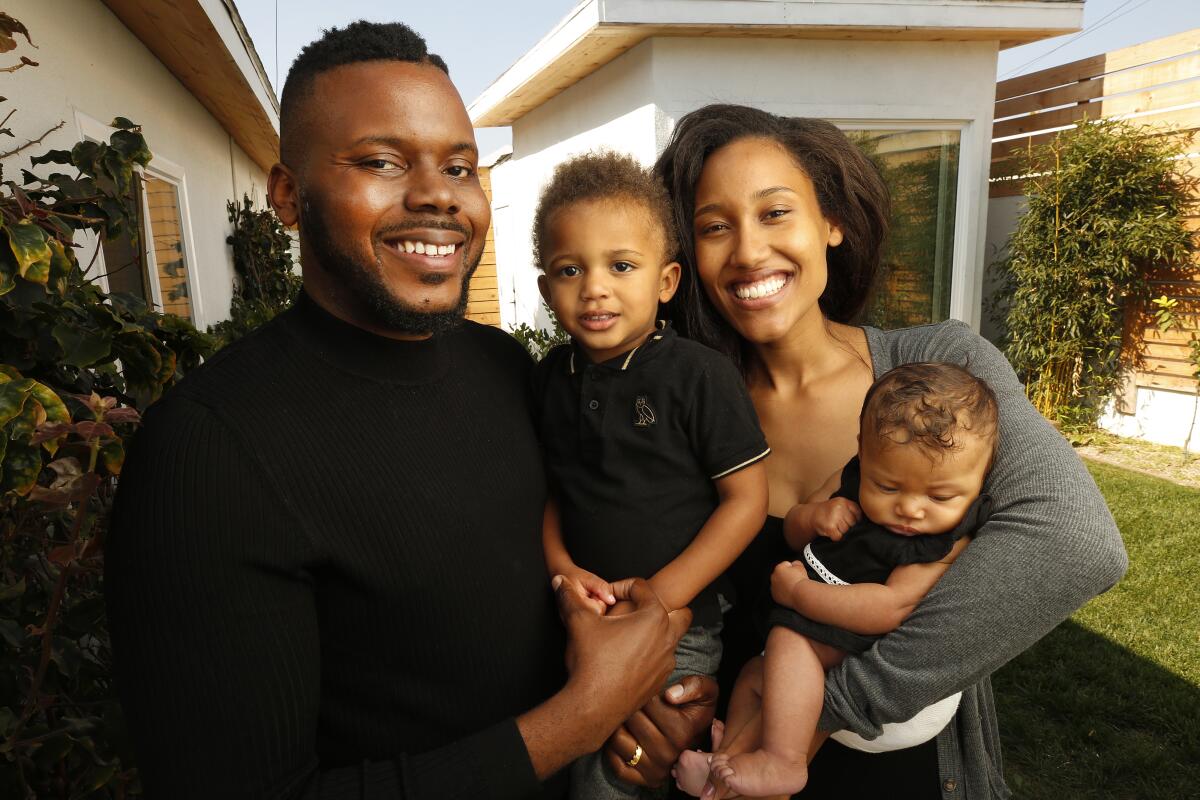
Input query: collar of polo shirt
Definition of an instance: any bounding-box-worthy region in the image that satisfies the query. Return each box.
[568,320,672,375]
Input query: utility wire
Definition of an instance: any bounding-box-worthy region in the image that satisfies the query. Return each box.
[999,0,1153,80]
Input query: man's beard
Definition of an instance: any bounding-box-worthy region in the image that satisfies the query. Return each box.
[299,189,479,336]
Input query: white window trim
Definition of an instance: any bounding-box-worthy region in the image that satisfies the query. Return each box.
[72,111,205,324]
[828,118,976,328]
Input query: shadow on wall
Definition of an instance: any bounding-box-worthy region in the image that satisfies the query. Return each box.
[994,618,1200,798]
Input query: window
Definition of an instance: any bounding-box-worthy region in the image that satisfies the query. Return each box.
[844,128,961,328]
[79,113,199,322]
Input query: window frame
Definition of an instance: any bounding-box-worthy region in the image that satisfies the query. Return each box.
[829,118,974,326]
[72,111,204,324]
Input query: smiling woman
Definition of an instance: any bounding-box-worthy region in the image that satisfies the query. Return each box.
[654,103,1127,800]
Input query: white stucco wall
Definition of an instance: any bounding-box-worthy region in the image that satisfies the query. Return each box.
[981,193,1025,344]
[2,0,269,328]
[1101,391,1200,453]
[491,35,1000,332]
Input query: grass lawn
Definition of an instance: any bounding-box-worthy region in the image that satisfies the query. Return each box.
[994,460,1200,798]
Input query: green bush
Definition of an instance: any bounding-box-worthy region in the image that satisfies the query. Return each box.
[207,195,300,349]
[0,15,210,795]
[509,303,570,361]
[991,119,1196,426]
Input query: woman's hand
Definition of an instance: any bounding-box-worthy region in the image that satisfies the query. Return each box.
[602,675,718,788]
[770,560,810,608]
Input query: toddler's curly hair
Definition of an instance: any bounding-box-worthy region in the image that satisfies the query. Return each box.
[860,362,999,466]
[532,151,678,269]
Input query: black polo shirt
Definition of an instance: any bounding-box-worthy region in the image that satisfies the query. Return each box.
[532,325,769,625]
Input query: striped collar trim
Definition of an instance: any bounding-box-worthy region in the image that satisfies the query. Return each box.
[567,321,670,375]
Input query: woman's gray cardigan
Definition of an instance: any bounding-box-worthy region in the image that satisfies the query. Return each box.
[817,321,1128,799]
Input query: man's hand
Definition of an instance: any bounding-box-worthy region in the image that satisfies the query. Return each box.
[553,575,692,739]
[771,560,810,609]
[810,497,861,540]
[602,675,718,788]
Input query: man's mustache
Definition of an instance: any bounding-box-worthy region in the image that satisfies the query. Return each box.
[376,218,470,239]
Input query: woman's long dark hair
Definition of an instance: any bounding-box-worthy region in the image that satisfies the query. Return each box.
[654,104,890,372]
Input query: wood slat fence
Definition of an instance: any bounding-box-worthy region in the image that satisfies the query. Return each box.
[465,166,502,327]
[990,29,1200,393]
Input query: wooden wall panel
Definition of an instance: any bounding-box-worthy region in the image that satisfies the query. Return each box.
[990,29,1200,392]
[465,167,502,327]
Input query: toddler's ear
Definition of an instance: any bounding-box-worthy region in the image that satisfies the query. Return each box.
[537,273,552,306]
[659,261,682,303]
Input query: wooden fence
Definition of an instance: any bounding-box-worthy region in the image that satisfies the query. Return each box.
[990,29,1200,393]
[465,166,502,327]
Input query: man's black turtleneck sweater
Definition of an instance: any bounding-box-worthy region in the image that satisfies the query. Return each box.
[106,293,566,798]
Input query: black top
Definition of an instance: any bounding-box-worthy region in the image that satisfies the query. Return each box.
[106,292,565,799]
[533,326,769,625]
[805,457,991,585]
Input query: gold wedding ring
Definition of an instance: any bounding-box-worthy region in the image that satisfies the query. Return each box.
[625,743,643,768]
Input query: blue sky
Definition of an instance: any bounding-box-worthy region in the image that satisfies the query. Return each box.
[238,0,1198,156]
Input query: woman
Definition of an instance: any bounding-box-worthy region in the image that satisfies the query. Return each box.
[651,105,1127,797]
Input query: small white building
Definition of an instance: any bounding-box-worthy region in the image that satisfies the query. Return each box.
[470,0,1082,334]
[3,0,278,329]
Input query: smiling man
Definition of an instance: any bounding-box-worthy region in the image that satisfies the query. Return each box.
[105,22,710,799]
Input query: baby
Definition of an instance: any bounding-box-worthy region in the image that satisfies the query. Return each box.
[676,361,998,798]
[530,151,770,800]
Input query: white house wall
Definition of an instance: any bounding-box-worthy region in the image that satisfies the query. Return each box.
[1100,391,1200,454]
[494,40,659,330]
[3,0,268,329]
[491,36,1000,332]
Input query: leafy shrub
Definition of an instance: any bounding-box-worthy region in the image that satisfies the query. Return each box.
[207,195,300,348]
[509,303,569,361]
[991,119,1197,425]
[1,17,210,795]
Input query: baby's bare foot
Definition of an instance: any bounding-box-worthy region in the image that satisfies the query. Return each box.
[673,749,712,797]
[708,749,808,798]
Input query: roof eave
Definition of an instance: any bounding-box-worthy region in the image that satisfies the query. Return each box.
[469,0,1085,128]
[102,0,280,173]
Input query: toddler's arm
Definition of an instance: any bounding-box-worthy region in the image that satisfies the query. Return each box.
[543,495,616,614]
[782,468,859,550]
[648,461,768,613]
[771,537,971,636]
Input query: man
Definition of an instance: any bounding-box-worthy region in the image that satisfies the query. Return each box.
[106,22,711,799]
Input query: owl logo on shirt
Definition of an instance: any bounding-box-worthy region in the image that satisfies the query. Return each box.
[633,395,657,427]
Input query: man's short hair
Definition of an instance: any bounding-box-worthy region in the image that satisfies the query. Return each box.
[532,150,679,269]
[860,362,1000,466]
[279,21,449,167]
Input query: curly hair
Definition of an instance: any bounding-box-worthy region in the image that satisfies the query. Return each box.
[532,151,678,269]
[654,104,890,371]
[280,21,448,167]
[860,362,999,466]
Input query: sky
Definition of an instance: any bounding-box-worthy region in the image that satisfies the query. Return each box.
[238,0,1199,157]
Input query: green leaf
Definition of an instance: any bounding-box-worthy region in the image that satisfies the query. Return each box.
[29,148,73,167]
[0,377,31,427]
[110,116,139,131]
[9,392,46,439]
[29,381,68,424]
[4,219,52,283]
[99,439,125,475]
[47,237,73,285]
[52,321,112,368]
[0,576,25,602]
[0,269,13,297]
[0,619,23,650]
[1,442,41,496]
[70,139,103,177]
[110,128,151,166]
